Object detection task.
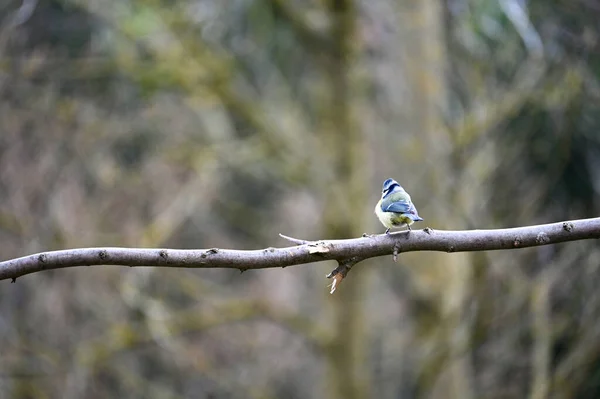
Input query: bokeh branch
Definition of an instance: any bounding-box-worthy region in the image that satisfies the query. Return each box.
[1,217,599,287]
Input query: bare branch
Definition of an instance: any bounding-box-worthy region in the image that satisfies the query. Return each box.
[1,218,599,285]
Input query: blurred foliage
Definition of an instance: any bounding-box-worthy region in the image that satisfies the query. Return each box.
[0,0,599,398]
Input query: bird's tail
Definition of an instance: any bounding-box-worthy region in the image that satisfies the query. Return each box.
[407,214,424,222]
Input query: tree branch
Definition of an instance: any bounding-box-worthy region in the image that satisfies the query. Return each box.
[1,218,599,292]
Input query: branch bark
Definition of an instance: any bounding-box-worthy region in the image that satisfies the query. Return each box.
[1,218,599,290]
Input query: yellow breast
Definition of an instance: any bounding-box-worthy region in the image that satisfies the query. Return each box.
[374,199,414,229]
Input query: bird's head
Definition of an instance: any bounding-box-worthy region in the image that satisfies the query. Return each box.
[382,178,404,197]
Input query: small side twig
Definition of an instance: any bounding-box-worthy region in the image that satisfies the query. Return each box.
[279,233,310,245]
[326,257,363,294]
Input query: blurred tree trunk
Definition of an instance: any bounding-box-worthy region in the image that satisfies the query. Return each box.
[403,0,475,398]
[321,1,369,398]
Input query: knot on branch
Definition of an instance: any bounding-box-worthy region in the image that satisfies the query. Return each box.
[536,232,550,244]
[307,241,332,255]
[279,234,333,255]
[201,248,220,258]
[393,244,401,262]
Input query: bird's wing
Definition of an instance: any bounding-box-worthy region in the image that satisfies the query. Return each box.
[381,191,422,216]
[380,192,412,213]
[382,200,412,214]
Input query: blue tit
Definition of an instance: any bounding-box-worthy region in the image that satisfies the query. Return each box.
[375,178,424,234]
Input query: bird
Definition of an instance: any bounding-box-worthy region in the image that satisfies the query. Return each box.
[375,178,423,234]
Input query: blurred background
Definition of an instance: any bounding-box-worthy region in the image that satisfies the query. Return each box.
[1,0,599,397]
